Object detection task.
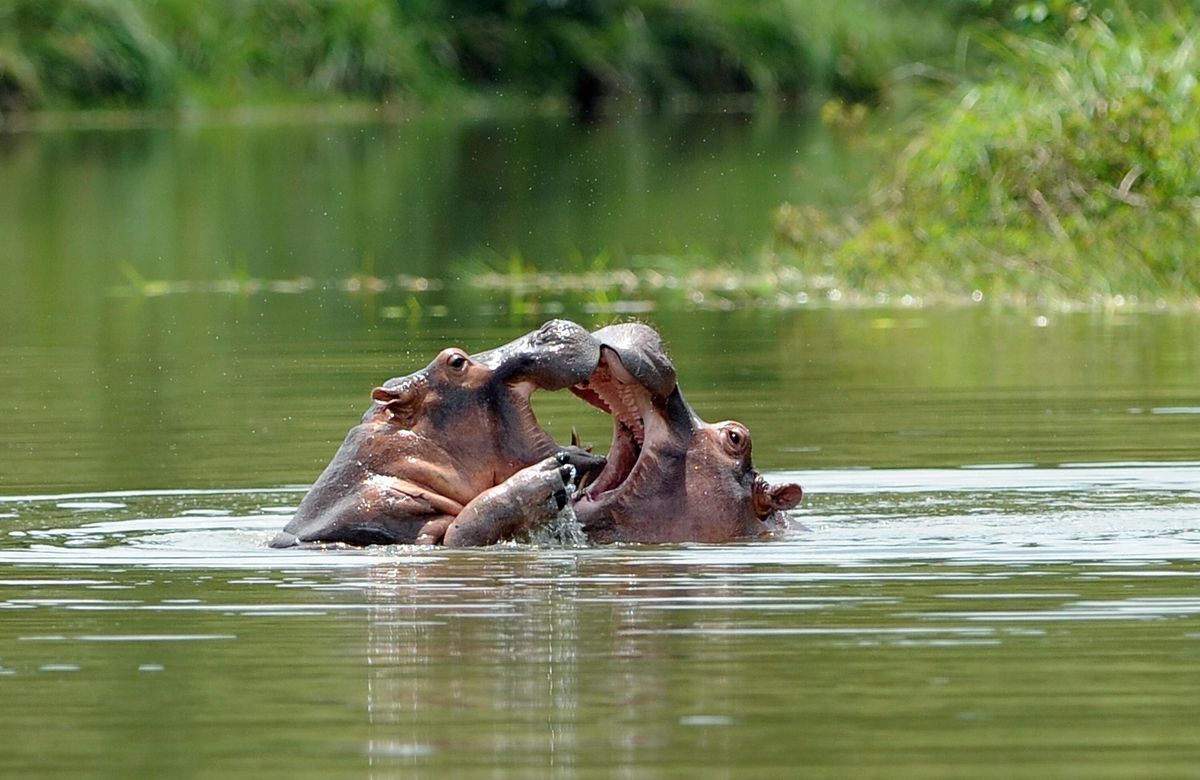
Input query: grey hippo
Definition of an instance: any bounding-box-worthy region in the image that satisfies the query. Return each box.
[270,320,802,547]
[269,319,605,548]
[569,323,803,543]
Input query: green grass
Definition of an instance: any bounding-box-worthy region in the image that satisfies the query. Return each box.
[774,6,1200,305]
[0,0,173,110]
[9,0,1198,309]
[0,0,971,117]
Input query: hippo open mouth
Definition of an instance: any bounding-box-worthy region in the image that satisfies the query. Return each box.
[567,322,803,543]
[271,318,799,548]
[570,346,661,510]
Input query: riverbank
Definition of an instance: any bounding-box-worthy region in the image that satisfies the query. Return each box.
[774,8,1200,305]
[6,2,1197,309]
[110,259,1200,315]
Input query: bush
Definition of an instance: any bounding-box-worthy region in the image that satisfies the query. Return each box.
[148,0,435,102]
[775,8,1200,302]
[0,0,173,108]
[396,0,812,113]
[0,0,969,113]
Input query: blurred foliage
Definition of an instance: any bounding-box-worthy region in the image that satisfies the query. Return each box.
[0,0,173,110]
[775,5,1200,303]
[0,0,973,114]
[149,0,437,102]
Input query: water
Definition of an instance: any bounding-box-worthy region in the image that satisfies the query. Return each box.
[2,113,1200,776]
[2,465,1198,775]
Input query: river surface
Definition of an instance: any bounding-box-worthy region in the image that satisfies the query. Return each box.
[2,113,1199,777]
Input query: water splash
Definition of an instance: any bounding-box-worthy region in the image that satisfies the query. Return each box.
[527,465,589,547]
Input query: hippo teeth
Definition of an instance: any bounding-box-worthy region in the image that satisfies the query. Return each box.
[616,385,645,446]
[570,357,651,502]
[589,376,644,448]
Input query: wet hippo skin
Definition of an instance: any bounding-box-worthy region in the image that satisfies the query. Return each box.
[270,320,605,547]
[271,319,801,548]
[569,323,803,543]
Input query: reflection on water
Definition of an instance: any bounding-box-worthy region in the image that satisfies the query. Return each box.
[3,115,1200,774]
[1,466,1198,775]
[1,115,1198,496]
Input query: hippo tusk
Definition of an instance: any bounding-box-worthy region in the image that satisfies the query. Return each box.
[570,426,595,453]
[575,468,598,494]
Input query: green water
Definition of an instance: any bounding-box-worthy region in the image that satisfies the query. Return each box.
[2,113,1199,777]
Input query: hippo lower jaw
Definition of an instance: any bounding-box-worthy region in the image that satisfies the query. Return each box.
[508,379,562,462]
[570,350,678,525]
[573,420,646,517]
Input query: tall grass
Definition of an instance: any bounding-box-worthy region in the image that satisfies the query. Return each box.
[0,0,969,115]
[775,7,1200,303]
[147,0,437,103]
[0,0,173,109]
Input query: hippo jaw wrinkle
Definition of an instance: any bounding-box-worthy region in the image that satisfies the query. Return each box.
[507,379,560,462]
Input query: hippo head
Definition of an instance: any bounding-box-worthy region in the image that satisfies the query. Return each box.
[366,318,600,482]
[570,323,803,543]
[271,319,600,547]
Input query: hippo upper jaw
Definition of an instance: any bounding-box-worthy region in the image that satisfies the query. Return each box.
[477,319,601,392]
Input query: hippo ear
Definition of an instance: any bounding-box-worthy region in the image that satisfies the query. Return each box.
[767,482,804,510]
[752,477,802,518]
[370,383,423,424]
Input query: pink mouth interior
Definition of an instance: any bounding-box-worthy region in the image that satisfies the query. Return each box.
[571,357,648,502]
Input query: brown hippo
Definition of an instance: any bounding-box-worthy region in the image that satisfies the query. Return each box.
[269,320,605,548]
[568,323,803,543]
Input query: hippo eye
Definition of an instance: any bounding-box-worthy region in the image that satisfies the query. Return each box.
[446,352,468,372]
[721,424,750,456]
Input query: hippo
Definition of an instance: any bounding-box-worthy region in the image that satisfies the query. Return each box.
[568,323,804,543]
[269,320,606,548]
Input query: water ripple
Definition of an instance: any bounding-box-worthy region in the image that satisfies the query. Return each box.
[0,464,1195,570]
